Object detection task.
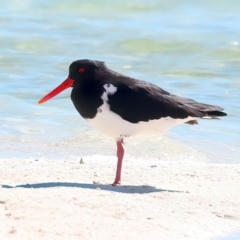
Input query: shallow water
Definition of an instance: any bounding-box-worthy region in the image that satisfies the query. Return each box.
[215,232,240,240]
[0,0,240,163]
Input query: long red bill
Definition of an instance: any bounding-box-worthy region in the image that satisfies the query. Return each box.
[38,78,74,104]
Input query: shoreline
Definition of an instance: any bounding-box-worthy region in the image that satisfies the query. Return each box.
[1,157,240,239]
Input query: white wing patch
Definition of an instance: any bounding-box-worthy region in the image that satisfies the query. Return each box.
[101,84,117,101]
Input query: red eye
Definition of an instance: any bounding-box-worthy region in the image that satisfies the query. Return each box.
[79,68,85,73]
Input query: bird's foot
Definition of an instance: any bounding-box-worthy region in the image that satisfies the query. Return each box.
[112,180,121,186]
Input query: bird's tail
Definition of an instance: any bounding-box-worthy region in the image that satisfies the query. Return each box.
[184,105,226,125]
[174,95,227,119]
[188,102,227,119]
[203,110,227,118]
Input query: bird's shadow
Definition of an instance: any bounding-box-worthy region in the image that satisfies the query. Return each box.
[1,182,182,194]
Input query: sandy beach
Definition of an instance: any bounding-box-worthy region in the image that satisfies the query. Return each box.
[0,156,239,240]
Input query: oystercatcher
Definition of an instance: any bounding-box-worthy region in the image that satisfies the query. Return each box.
[38,59,227,185]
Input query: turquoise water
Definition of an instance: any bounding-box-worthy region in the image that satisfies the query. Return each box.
[0,1,240,163]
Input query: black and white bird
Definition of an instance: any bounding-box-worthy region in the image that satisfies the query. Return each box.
[39,59,227,185]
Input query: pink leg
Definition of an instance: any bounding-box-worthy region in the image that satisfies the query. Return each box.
[112,140,124,186]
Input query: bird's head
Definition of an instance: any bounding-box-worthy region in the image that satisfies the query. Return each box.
[38,59,105,104]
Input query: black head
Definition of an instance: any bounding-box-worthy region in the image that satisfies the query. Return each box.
[68,59,106,86]
[38,59,106,104]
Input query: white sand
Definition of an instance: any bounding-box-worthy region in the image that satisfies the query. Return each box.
[0,156,240,240]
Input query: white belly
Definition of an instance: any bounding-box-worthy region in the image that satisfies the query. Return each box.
[87,84,195,140]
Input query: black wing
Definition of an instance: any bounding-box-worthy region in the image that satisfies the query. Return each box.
[107,79,226,124]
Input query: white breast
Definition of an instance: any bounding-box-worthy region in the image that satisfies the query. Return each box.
[87,84,195,140]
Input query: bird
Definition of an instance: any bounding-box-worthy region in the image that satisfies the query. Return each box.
[38,59,227,185]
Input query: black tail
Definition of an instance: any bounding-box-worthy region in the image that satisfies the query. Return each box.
[189,103,227,119]
[205,110,227,118]
[174,95,227,119]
